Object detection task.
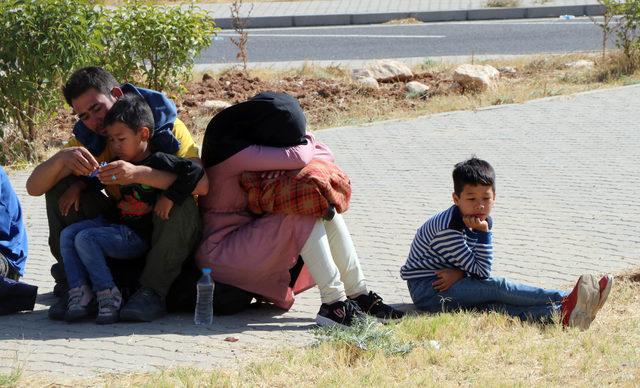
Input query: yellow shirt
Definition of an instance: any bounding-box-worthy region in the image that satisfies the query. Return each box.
[66,118,199,199]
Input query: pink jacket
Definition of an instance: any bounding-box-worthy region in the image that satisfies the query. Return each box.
[196,133,333,309]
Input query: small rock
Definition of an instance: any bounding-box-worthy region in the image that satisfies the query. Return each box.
[453,64,500,92]
[405,81,430,96]
[351,68,373,80]
[497,66,517,76]
[356,77,379,90]
[201,100,232,112]
[564,60,595,69]
[224,336,239,342]
[202,73,213,81]
[183,99,197,107]
[366,60,413,82]
[225,81,231,87]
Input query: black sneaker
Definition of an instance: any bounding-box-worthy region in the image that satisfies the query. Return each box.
[51,263,68,297]
[119,286,166,322]
[48,293,68,321]
[316,299,365,328]
[350,291,405,322]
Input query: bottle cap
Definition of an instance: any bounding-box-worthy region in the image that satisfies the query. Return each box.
[202,268,212,274]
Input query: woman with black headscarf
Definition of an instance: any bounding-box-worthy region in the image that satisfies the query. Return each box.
[196,92,403,327]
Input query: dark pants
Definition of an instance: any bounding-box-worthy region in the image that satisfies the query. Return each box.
[46,176,201,297]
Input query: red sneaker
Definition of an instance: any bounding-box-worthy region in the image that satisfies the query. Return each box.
[561,274,600,330]
[594,274,613,315]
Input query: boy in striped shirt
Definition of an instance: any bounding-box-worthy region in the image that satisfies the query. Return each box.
[400,157,612,329]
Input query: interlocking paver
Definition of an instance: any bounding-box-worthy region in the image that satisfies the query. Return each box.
[2,85,639,377]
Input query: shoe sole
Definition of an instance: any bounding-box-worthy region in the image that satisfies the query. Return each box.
[119,309,165,322]
[315,314,349,329]
[96,316,119,325]
[568,274,600,330]
[65,311,96,323]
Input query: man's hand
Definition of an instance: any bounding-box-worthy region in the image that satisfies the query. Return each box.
[154,195,174,220]
[462,216,489,232]
[58,181,86,217]
[433,268,464,292]
[97,160,140,186]
[59,147,100,176]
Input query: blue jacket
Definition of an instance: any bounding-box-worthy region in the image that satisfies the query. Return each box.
[72,83,181,156]
[0,166,28,277]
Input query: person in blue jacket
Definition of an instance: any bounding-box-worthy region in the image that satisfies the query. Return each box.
[0,166,28,280]
[1,166,37,315]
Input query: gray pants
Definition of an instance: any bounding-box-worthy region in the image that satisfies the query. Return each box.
[45,176,201,296]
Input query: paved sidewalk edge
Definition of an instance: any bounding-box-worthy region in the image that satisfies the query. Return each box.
[214,4,604,29]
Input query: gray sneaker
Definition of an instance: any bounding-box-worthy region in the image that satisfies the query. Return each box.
[96,287,123,325]
[65,285,97,322]
[119,286,166,322]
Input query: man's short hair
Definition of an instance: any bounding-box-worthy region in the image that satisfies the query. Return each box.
[452,157,496,195]
[103,94,154,135]
[62,67,119,106]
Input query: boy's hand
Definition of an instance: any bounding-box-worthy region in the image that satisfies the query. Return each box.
[58,181,86,217]
[433,268,464,292]
[154,195,174,220]
[462,216,489,232]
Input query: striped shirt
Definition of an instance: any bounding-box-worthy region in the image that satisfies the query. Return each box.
[400,205,493,280]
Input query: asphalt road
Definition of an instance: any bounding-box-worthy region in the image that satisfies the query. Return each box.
[197,17,613,64]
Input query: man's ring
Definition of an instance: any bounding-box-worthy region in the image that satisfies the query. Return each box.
[111,174,116,181]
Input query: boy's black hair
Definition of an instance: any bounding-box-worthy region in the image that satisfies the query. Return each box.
[452,157,495,195]
[103,94,154,135]
[62,67,119,106]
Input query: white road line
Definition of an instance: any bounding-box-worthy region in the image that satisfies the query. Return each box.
[217,33,446,38]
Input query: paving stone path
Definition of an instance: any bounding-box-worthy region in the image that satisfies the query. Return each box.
[2,85,639,378]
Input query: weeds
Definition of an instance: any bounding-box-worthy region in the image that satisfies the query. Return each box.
[0,363,22,387]
[229,0,253,75]
[312,317,415,357]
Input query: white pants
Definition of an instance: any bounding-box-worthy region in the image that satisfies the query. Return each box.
[300,213,367,304]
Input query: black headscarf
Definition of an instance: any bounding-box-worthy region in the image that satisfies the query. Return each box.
[201,92,308,168]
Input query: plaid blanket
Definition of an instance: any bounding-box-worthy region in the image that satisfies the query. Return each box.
[240,159,351,218]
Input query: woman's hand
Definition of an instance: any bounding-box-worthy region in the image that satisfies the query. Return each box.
[433,268,464,292]
[260,170,287,179]
[58,181,86,217]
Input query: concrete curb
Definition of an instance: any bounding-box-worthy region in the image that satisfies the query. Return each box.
[213,4,604,29]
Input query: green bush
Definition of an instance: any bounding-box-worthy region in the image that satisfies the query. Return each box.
[0,0,219,164]
[598,0,640,69]
[0,0,102,162]
[100,0,219,90]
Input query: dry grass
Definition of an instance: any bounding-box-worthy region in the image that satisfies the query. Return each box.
[260,53,638,130]
[9,270,640,387]
[384,17,424,25]
[486,0,521,7]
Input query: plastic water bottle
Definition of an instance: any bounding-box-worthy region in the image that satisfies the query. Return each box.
[194,268,214,325]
